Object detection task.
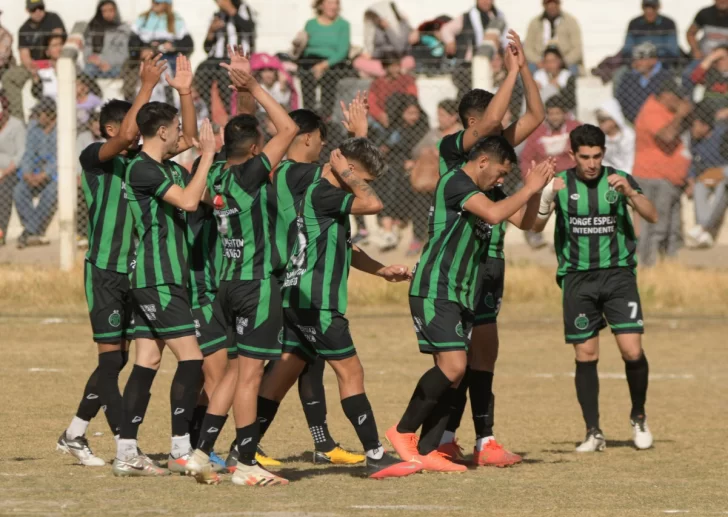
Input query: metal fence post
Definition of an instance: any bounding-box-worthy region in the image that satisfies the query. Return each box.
[57,48,77,271]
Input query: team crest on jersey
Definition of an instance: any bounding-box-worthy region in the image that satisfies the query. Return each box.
[236,317,249,335]
[455,321,464,338]
[108,310,121,328]
[574,313,589,331]
[278,328,284,344]
[570,193,580,201]
[484,292,495,309]
[605,188,619,204]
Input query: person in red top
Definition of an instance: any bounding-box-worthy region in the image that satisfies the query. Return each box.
[690,46,728,95]
[367,51,418,128]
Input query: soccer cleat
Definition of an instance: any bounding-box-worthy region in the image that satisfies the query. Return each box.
[167,450,193,475]
[437,440,466,463]
[56,432,106,467]
[366,452,423,479]
[313,445,366,465]
[419,450,467,473]
[112,453,170,477]
[185,449,221,485]
[231,462,289,486]
[631,416,653,450]
[472,440,522,467]
[226,445,239,472]
[209,451,228,473]
[385,425,421,462]
[575,428,607,453]
[256,444,282,467]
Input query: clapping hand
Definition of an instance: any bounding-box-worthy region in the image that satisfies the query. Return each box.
[340,91,369,137]
[165,54,193,94]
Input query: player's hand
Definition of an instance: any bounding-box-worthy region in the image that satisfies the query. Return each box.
[340,91,369,136]
[525,159,554,193]
[139,53,167,88]
[377,264,412,282]
[607,174,636,197]
[504,36,519,74]
[165,54,193,95]
[552,175,566,192]
[329,149,350,175]
[193,119,217,156]
[221,63,258,91]
[506,30,526,69]
[226,44,251,74]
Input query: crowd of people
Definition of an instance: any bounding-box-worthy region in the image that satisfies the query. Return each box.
[0,0,727,260]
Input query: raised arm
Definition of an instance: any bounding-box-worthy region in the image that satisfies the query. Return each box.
[687,22,702,60]
[340,91,369,138]
[351,245,411,281]
[166,54,197,153]
[329,150,383,215]
[655,99,691,153]
[224,45,257,115]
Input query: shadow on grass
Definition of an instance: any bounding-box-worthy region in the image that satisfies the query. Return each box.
[544,438,675,454]
[273,466,367,481]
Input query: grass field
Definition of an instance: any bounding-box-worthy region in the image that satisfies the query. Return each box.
[1,264,728,516]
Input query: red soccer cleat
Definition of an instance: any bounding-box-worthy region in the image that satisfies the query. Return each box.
[472,440,522,467]
[385,425,421,462]
[437,439,466,463]
[419,450,467,473]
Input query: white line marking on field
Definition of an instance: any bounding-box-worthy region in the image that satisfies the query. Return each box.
[28,367,62,372]
[41,318,66,324]
[0,473,28,477]
[663,511,690,514]
[351,506,462,512]
[195,513,339,517]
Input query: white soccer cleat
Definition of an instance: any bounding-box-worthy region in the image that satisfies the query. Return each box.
[185,449,221,485]
[231,462,289,486]
[575,429,606,453]
[56,432,106,466]
[631,416,653,450]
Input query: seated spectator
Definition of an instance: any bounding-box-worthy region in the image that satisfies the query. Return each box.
[686,101,728,248]
[633,81,692,266]
[0,93,27,247]
[615,42,674,123]
[251,53,293,111]
[76,74,103,125]
[30,32,65,100]
[524,0,583,75]
[356,1,415,77]
[519,96,581,174]
[534,47,576,112]
[596,98,636,175]
[441,0,508,61]
[0,10,14,81]
[622,0,681,64]
[297,0,352,118]
[690,46,728,97]
[367,51,418,129]
[13,97,58,248]
[409,15,452,75]
[3,0,65,119]
[685,0,728,91]
[129,0,193,72]
[194,0,256,115]
[83,0,129,79]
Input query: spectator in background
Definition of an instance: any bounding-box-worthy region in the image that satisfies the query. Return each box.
[690,46,728,96]
[30,32,65,101]
[298,0,352,118]
[129,0,193,71]
[75,74,103,125]
[633,81,692,267]
[596,98,636,175]
[368,51,418,129]
[441,0,509,60]
[520,96,580,174]
[357,1,415,77]
[534,46,576,113]
[252,53,292,110]
[615,42,674,124]
[194,0,256,115]
[622,0,680,64]
[3,0,65,119]
[524,0,583,75]
[409,15,452,75]
[0,10,14,81]
[13,98,58,249]
[686,101,728,248]
[686,0,728,90]
[0,93,26,247]
[83,0,129,78]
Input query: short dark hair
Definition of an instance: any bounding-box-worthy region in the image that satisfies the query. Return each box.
[458,89,495,128]
[569,124,606,152]
[45,32,67,47]
[545,95,568,111]
[224,114,261,159]
[438,99,458,115]
[380,50,402,67]
[289,109,327,141]
[136,102,178,138]
[468,135,517,165]
[543,46,565,63]
[339,137,387,179]
[99,99,132,139]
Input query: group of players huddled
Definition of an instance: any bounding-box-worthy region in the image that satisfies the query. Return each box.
[56,31,658,487]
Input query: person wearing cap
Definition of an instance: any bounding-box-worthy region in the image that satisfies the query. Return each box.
[2,0,65,119]
[621,0,680,64]
[0,9,14,80]
[252,53,293,111]
[0,93,27,247]
[12,97,58,249]
[524,0,583,75]
[615,41,674,124]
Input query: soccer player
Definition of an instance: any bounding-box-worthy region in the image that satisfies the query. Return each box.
[57,55,166,466]
[434,31,546,466]
[386,137,554,472]
[532,124,657,452]
[112,61,218,475]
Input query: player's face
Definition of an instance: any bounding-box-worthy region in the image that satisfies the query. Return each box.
[572,146,605,180]
[307,129,325,161]
[691,119,712,141]
[162,116,181,154]
[479,157,511,190]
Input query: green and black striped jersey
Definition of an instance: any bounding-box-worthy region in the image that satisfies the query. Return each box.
[271,160,322,276]
[80,143,135,274]
[438,129,506,259]
[553,166,641,280]
[282,178,354,313]
[410,169,493,310]
[207,154,274,282]
[126,152,189,288]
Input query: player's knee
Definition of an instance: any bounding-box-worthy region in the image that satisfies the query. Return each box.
[438,353,468,384]
[620,347,643,362]
[331,356,364,389]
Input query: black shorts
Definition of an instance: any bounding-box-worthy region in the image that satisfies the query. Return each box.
[281,308,356,363]
[192,299,230,357]
[562,268,645,345]
[131,284,196,340]
[218,277,282,360]
[84,261,134,344]
[410,296,473,354]
[474,258,505,327]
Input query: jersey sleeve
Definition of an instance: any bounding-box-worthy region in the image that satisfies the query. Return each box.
[78,142,107,174]
[444,172,481,210]
[128,160,173,198]
[437,131,466,174]
[311,180,354,217]
[230,153,273,192]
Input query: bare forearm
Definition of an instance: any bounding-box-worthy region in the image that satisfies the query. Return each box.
[512,193,541,230]
[179,91,198,145]
[338,169,383,214]
[252,84,295,134]
[120,84,155,142]
[236,89,257,115]
[629,194,657,223]
[656,115,685,144]
[351,245,385,275]
[508,66,545,147]
[485,187,535,225]
[466,71,519,149]
[181,154,214,210]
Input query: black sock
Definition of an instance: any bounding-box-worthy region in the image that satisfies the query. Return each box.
[75,367,102,422]
[189,405,208,447]
[236,422,260,466]
[298,358,336,452]
[575,360,600,430]
[445,367,469,434]
[119,365,157,439]
[469,370,494,438]
[170,360,203,436]
[419,388,457,455]
[624,353,649,419]
[397,366,452,434]
[198,413,228,454]
[342,393,381,452]
[257,396,280,438]
[96,351,124,435]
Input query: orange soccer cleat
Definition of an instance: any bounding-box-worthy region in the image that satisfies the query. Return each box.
[472,440,522,467]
